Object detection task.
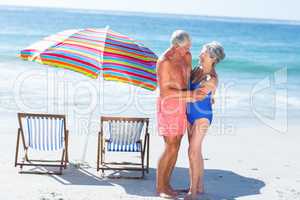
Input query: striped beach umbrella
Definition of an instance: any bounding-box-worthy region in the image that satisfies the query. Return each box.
[20,27,158,91]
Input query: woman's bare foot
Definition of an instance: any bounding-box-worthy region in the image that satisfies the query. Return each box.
[184,192,198,200]
[177,185,204,194]
[156,191,177,199]
[197,183,204,194]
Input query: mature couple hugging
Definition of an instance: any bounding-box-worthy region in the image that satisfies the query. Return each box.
[156,30,225,200]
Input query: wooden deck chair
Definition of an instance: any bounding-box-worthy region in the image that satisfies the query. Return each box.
[97,116,150,179]
[15,113,69,175]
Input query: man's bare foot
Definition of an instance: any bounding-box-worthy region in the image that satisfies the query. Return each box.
[167,185,179,196]
[156,187,178,199]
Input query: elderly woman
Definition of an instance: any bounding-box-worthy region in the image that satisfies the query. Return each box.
[185,42,225,200]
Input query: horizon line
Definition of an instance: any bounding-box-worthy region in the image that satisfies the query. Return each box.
[1,4,300,25]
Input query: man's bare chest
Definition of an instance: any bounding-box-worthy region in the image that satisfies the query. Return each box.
[169,64,188,85]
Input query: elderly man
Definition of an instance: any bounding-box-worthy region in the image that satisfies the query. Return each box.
[156,30,207,198]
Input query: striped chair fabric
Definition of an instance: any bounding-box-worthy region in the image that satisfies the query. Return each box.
[107,120,144,152]
[20,116,65,151]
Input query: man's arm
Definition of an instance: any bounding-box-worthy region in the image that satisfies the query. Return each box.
[157,59,206,102]
[184,52,192,78]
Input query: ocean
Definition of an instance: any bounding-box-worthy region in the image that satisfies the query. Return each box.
[0,5,299,135]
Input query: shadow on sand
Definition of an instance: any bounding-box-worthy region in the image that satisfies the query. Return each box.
[50,164,265,199]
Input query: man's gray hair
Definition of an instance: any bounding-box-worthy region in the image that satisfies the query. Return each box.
[203,41,225,64]
[170,30,191,46]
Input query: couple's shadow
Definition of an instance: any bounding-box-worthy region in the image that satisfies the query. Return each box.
[51,165,265,200]
[171,167,265,199]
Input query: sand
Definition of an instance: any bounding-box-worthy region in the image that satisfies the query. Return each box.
[0,119,300,200]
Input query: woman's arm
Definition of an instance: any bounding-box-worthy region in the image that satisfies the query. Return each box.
[199,76,218,95]
[208,70,218,104]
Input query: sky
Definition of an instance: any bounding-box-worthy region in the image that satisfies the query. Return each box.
[0,0,300,21]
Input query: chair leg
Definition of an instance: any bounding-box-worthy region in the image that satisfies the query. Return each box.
[146,134,150,173]
[58,166,63,175]
[101,148,105,174]
[14,129,21,167]
[143,133,149,174]
[65,131,69,164]
[19,128,29,162]
[141,170,145,179]
[102,150,105,165]
[59,150,65,174]
[63,131,69,169]
[15,129,28,171]
[64,154,68,169]
[101,137,106,166]
[140,149,145,178]
[97,132,101,171]
[24,149,30,162]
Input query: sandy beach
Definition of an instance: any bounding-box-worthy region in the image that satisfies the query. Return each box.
[1,120,300,200]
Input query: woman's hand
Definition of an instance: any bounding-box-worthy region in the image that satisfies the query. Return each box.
[201,77,218,93]
[211,97,215,104]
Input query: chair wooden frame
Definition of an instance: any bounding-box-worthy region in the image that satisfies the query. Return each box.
[97,116,150,179]
[14,113,69,175]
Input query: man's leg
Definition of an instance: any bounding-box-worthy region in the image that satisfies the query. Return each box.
[165,135,182,193]
[157,135,182,196]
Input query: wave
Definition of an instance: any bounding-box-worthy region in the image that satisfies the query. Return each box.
[191,58,300,75]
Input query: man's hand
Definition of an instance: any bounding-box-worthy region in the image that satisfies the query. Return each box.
[192,88,207,102]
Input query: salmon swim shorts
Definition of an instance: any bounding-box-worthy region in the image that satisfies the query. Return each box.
[157,97,187,137]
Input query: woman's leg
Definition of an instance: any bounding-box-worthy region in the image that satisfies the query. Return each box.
[187,122,193,192]
[186,118,209,199]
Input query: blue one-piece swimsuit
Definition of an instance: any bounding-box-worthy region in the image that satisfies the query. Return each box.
[187,80,213,125]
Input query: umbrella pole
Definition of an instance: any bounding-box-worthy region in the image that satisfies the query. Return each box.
[80,115,93,167]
